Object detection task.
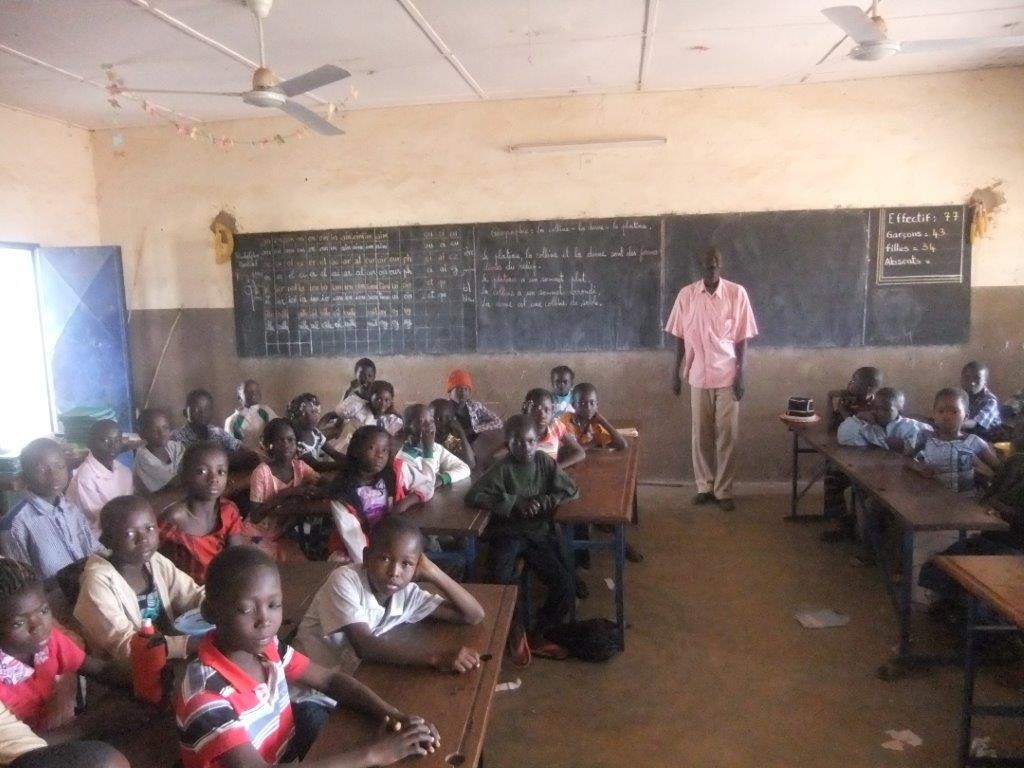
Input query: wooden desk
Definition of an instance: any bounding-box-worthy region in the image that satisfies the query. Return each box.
[788,424,1007,660]
[936,556,1024,767]
[558,436,640,649]
[278,560,341,640]
[306,584,517,768]
[145,469,252,512]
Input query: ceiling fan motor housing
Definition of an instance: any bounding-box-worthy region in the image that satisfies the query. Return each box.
[851,40,901,60]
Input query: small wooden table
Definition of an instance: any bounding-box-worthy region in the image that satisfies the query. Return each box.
[787,424,1007,660]
[558,436,640,650]
[936,555,1024,767]
[305,584,517,768]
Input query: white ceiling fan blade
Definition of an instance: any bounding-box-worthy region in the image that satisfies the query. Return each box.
[122,88,244,97]
[822,6,886,44]
[278,99,344,135]
[899,35,1024,55]
[277,64,350,97]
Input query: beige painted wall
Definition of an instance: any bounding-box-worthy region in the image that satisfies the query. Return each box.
[86,67,1024,483]
[0,106,100,246]
[93,66,1024,310]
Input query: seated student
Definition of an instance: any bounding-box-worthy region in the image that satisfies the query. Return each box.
[0,708,130,768]
[0,558,144,766]
[429,398,476,470]
[908,387,1001,494]
[287,392,343,472]
[133,407,185,493]
[550,365,576,419]
[171,389,259,471]
[341,357,376,402]
[561,382,627,451]
[560,383,640,572]
[961,361,1002,440]
[326,426,426,563]
[74,496,204,665]
[836,387,931,453]
[0,438,100,588]
[919,420,1024,611]
[224,379,277,454]
[246,419,324,563]
[466,414,579,664]
[295,516,484,673]
[177,546,439,768]
[65,420,133,535]
[158,442,248,584]
[399,404,471,490]
[445,369,502,443]
[522,388,585,469]
[331,381,404,453]
[821,366,884,542]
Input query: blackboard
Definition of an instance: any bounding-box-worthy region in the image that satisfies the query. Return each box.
[663,210,872,348]
[231,217,662,357]
[473,218,662,352]
[230,206,970,357]
[865,205,971,345]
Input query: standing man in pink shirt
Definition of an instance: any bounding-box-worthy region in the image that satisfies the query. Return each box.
[665,246,758,511]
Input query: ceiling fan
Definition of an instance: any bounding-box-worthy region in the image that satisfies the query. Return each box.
[123,0,349,135]
[822,2,1024,61]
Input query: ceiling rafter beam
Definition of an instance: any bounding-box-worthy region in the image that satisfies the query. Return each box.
[394,0,487,99]
[637,0,660,91]
[120,0,330,106]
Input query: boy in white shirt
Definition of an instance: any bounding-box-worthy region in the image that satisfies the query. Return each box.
[398,404,471,490]
[133,408,185,492]
[224,378,276,453]
[294,517,484,673]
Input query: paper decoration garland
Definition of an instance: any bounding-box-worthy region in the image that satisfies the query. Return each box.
[101,64,355,149]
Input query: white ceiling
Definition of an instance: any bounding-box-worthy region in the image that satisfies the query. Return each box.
[0,0,1022,129]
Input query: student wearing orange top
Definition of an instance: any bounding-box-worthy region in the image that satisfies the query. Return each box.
[158,442,247,584]
[561,383,626,451]
[665,246,758,511]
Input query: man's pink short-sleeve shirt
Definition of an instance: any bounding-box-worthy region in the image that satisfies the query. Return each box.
[664,278,758,389]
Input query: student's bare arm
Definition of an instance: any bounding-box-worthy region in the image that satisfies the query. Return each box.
[672,337,685,395]
[215,725,435,768]
[593,413,627,451]
[449,421,476,469]
[79,654,132,692]
[556,435,586,469]
[977,442,1002,472]
[417,555,485,625]
[391,495,421,516]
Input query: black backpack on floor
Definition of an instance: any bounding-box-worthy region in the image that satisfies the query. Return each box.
[544,619,621,662]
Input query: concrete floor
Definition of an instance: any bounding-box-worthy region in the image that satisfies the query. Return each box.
[487,487,1024,768]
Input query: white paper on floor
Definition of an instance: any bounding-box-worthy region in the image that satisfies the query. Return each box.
[495,679,522,693]
[882,729,923,752]
[604,577,615,591]
[794,609,850,629]
[970,737,997,758]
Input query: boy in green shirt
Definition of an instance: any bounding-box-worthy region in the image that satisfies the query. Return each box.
[466,414,579,663]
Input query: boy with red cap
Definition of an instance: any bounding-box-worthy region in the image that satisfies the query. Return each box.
[445,369,502,443]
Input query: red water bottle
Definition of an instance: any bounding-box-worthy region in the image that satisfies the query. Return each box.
[130,618,167,705]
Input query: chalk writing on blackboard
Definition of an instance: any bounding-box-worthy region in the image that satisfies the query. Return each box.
[876,205,966,285]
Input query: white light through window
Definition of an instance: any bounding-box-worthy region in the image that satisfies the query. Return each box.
[0,247,53,455]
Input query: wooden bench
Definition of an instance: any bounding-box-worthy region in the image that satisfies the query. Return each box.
[305,584,517,768]
[936,555,1024,767]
